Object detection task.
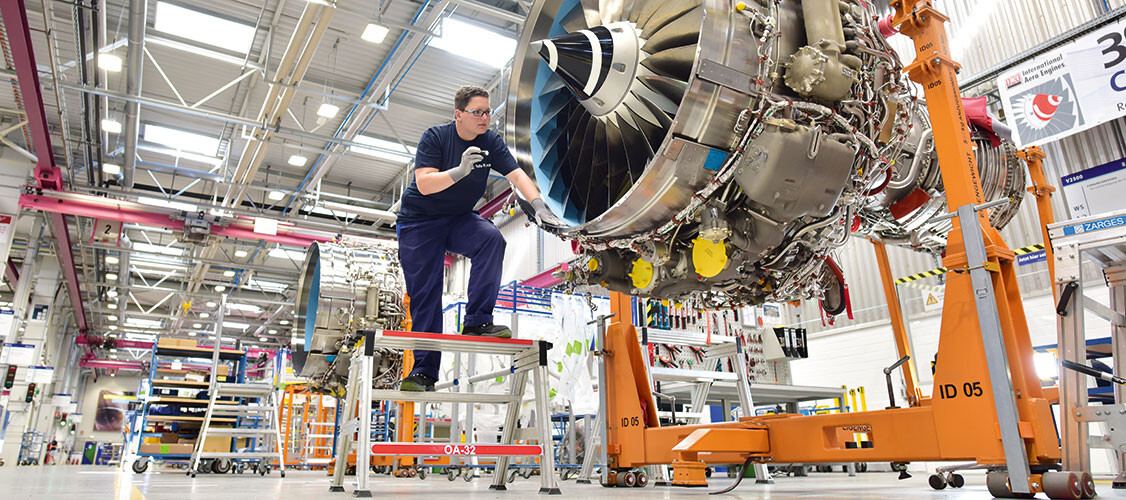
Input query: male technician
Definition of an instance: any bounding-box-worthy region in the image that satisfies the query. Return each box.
[396,85,565,392]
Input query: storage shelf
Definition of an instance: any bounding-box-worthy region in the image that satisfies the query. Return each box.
[152,379,211,389]
[155,345,245,360]
[145,415,238,423]
[147,397,236,406]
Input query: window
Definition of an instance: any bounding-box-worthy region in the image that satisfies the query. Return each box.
[143,124,221,156]
[349,135,416,164]
[430,17,516,69]
[153,2,256,54]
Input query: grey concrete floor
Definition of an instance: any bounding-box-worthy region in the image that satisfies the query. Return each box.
[2,465,1126,499]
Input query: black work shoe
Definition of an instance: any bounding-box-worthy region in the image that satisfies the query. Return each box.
[399,374,437,392]
[461,322,512,339]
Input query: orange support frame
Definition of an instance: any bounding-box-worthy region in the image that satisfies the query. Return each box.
[871,240,923,405]
[595,0,1061,491]
[1018,146,1057,293]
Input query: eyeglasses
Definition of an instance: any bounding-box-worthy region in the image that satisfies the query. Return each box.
[461,108,491,117]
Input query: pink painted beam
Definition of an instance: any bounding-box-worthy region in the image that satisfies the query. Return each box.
[520,263,567,289]
[80,359,145,371]
[19,191,336,248]
[1,0,88,333]
[76,335,155,350]
[479,188,514,219]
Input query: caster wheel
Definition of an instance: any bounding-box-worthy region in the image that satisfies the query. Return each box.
[929,473,948,490]
[1078,471,1096,499]
[280,471,286,478]
[131,458,149,474]
[986,471,1035,499]
[616,470,637,487]
[347,466,356,476]
[949,473,965,488]
[634,470,648,488]
[463,468,474,482]
[1042,471,1083,500]
[705,467,713,478]
[522,468,534,479]
[211,458,231,474]
[449,469,459,482]
[856,462,868,473]
[507,469,518,484]
[418,467,427,480]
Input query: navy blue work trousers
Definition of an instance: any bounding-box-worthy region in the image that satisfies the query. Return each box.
[396,212,506,379]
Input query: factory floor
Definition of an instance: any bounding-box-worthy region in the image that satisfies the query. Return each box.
[3,465,1125,499]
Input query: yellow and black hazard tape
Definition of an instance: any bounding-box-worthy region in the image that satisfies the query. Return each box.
[893,243,1045,285]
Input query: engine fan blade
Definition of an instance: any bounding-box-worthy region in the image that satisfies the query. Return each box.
[640,43,697,82]
[636,74,688,105]
[630,0,661,28]
[536,88,573,132]
[569,114,600,219]
[585,120,612,218]
[603,117,634,202]
[640,0,700,37]
[642,5,701,52]
[624,103,665,154]
[614,113,653,182]
[580,0,603,30]
[561,3,589,32]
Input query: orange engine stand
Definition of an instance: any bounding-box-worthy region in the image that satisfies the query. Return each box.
[595,0,1063,496]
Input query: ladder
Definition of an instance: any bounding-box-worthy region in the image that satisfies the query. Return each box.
[188,382,286,478]
[330,329,560,497]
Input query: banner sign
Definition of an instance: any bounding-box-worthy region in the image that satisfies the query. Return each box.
[998,17,1126,147]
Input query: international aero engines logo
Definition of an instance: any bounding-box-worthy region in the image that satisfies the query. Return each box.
[1011,75,1084,143]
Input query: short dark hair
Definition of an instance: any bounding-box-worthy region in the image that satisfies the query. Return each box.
[454,85,489,110]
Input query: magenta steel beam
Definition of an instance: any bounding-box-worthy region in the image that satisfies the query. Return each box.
[79,359,145,370]
[479,187,514,219]
[2,0,88,333]
[520,263,567,289]
[20,191,335,247]
[5,257,18,290]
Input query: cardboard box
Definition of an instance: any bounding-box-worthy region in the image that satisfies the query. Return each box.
[139,443,194,455]
[159,432,179,443]
[156,337,180,349]
[175,339,197,348]
[203,436,231,453]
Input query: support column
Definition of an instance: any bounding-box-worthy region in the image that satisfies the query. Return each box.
[871,240,921,404]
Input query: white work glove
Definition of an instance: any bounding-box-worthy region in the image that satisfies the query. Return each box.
[530,198,567,227]
[446,146,488,182]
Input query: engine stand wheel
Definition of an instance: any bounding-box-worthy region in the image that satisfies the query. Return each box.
[131,458,149,474]
[1078,471,1096,499]
[417,467,427,480]
[463,468,474,482]
[929,473,947,490]
[1041,471,1083,500]
[634,469,648,488]
[986,471,1035,499]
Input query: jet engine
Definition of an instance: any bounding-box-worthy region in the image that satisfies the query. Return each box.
[506,0,1024,313]
[292,240,407,391]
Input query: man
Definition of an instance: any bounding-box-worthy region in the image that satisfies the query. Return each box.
[396,85,566,392]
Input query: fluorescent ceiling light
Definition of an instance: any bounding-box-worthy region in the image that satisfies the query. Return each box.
[223,321,250,331]
[288,155,308,167]
[215,285,226,292]
[228,303,262,313]
[153,2,255,54]
[199,312,209,318]
[125,333,156,342]
[107,315,118,321]
[268,329,277,334]
[143,123,221,156]
[247,278,288,293]
[234,250,248,258]
[107,303,118,310]
[106,290,118,298]
[268,190,285,201]
[136,196,198,214]
[192,323,203,328]
[206,301,217,307]
[316,103,340,119]
[106,273,118,281]
[105,256,119,265]
[349,135,416,163]
[267,248,306,261]
[101,119,122,134]
[279,320,290,325]
[361,23,390,44]
[110,354,118,359]
[132,241,186,256]
[108,325,118,330]
[103,163,122,176]
[223,270,236,277]
[187,332,197,337]
[126,318,163,329]
[259,336,269,342]
[98,53,122,72]
[431,17,516,69]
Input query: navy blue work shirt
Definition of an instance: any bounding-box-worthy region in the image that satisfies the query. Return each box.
[396,122,518,224]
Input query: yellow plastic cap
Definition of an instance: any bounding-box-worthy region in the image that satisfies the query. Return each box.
[692,237,728,278]
[630,258,654,290]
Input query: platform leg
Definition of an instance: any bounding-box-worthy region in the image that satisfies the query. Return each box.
[489,369,528,491]
[330,358,359,492]
[534,365,561,494]
[354,354,373,496]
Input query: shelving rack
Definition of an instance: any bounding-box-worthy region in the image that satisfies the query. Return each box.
[127,342,247,472]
